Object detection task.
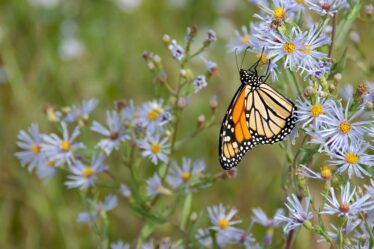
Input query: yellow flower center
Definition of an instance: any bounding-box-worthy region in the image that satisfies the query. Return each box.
[283,42,296,54]
[339,121,351,134]
[218,218,229,229]
[310,104,323,117]
[155,186,162,192]
[47,160,55,168]
[181,171,190,181]
[82,166,94,178]
[320,166,332,180]
[345,152,359,164]
[273,7,286,20]
[61,140,71,152]
[241,35,250,44]
[296,0,305,4]
[339,203,350,213]
[256,53,269,65]
[150,144,161,154]
[147,109,160,121]
[31,144,40,154]
[301,45,312,55]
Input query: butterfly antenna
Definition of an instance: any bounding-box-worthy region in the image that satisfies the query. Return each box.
[240,46,250,69]
[249,47,265,75]
[264,59,271,82]
[235,48,240,73]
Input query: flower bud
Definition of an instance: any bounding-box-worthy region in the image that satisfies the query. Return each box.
[162,34,171,44]
[303,86,315,98]
[209,95,218,113]
[115,99,128,111]
[177,96,190,109]
[334,73,342,81]
[364,4,373,16]
[197,114,205,128]
[142,51,151,60]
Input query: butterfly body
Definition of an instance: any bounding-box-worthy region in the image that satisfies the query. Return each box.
[219,68,297,170]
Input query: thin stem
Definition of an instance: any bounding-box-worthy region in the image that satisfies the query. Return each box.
[328,14,337,59]
[284,230,295,249]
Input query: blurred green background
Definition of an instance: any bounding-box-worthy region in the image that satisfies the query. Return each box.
[0,0,373,248]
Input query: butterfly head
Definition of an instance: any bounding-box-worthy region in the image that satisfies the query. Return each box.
[240,69,260,86]
[239,69,250,84]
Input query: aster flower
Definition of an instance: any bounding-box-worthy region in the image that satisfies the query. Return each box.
[255,0,295,28]
[364,179,374,197]
[77,195,118,223]
[168,40,184,61]
[296,93,332,128]
[319,100,370,151]
[65,154,107,189]
[227,24,252,52]
[15,124,46,172]
[207,204,243,247]
[138,133,170,165]
[260,28,305,69]
[61,99,98,123]
[306,0,349,16]
[318,218,361,243]
[298,164,333,181]
[327,141,373,178]
[146,173,171,196]
[275,194,313,234]
[192,75,207,93]
[201,56,218,76]
[167,158,206,189]
[205,29,217,43]
[195,228,212,247]
[321,182,374,217]
[91,111,129,155]
[36,159,58,180]
[111,241,130,249]
[251,208,283,227]
[138,100,168,134]
[298,23,330,73]
[41,123,85,166]
[120,184,131,197]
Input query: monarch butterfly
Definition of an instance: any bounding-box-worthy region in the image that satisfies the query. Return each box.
[219,55,297,170]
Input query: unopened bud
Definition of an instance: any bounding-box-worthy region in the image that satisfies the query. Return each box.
[209,96,218,112]
[364,4,373,16]
[304,86,315,98]
[142,51,151,59]
[177,96,190,109]
[197,114,205,128]
[147,62,155,71]
[356,83,369,96]
[115,99,128,111]
[334,73,342,81]
[162,34,171,44]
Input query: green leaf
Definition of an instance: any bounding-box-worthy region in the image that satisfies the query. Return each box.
[131,206,167,224]
[139,222,157,242]
[180,193,192,230]
[335,2,362,48]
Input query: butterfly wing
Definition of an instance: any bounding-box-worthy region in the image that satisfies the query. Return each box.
[245,83,297,144]
[219,84,256,170]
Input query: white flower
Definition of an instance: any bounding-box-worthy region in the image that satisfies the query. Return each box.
[321,182,374,217]
[319,100,370,151]
[207,204,243,247]
[61,99,98,123]
[306,0,349,16]
[192,75,207,93]
[138,133,170,165]
[65,154,107,189]
[15,124,46,172]
[167,158,206,189]
[275,194,313,233]
[168,40,184,61]
[41,123,85,166]
[327,141,373,178]
[251,208,283,227]
[91,111,129,155]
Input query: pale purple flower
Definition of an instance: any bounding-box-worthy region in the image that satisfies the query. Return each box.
[138,133,170,165]
[91,111,129,155]
[168,40,184,61]
[15,124,46,172]
[275,194,313,233]
[251,208,283,227]
[41,123,85,166]
[321,182,374,217]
